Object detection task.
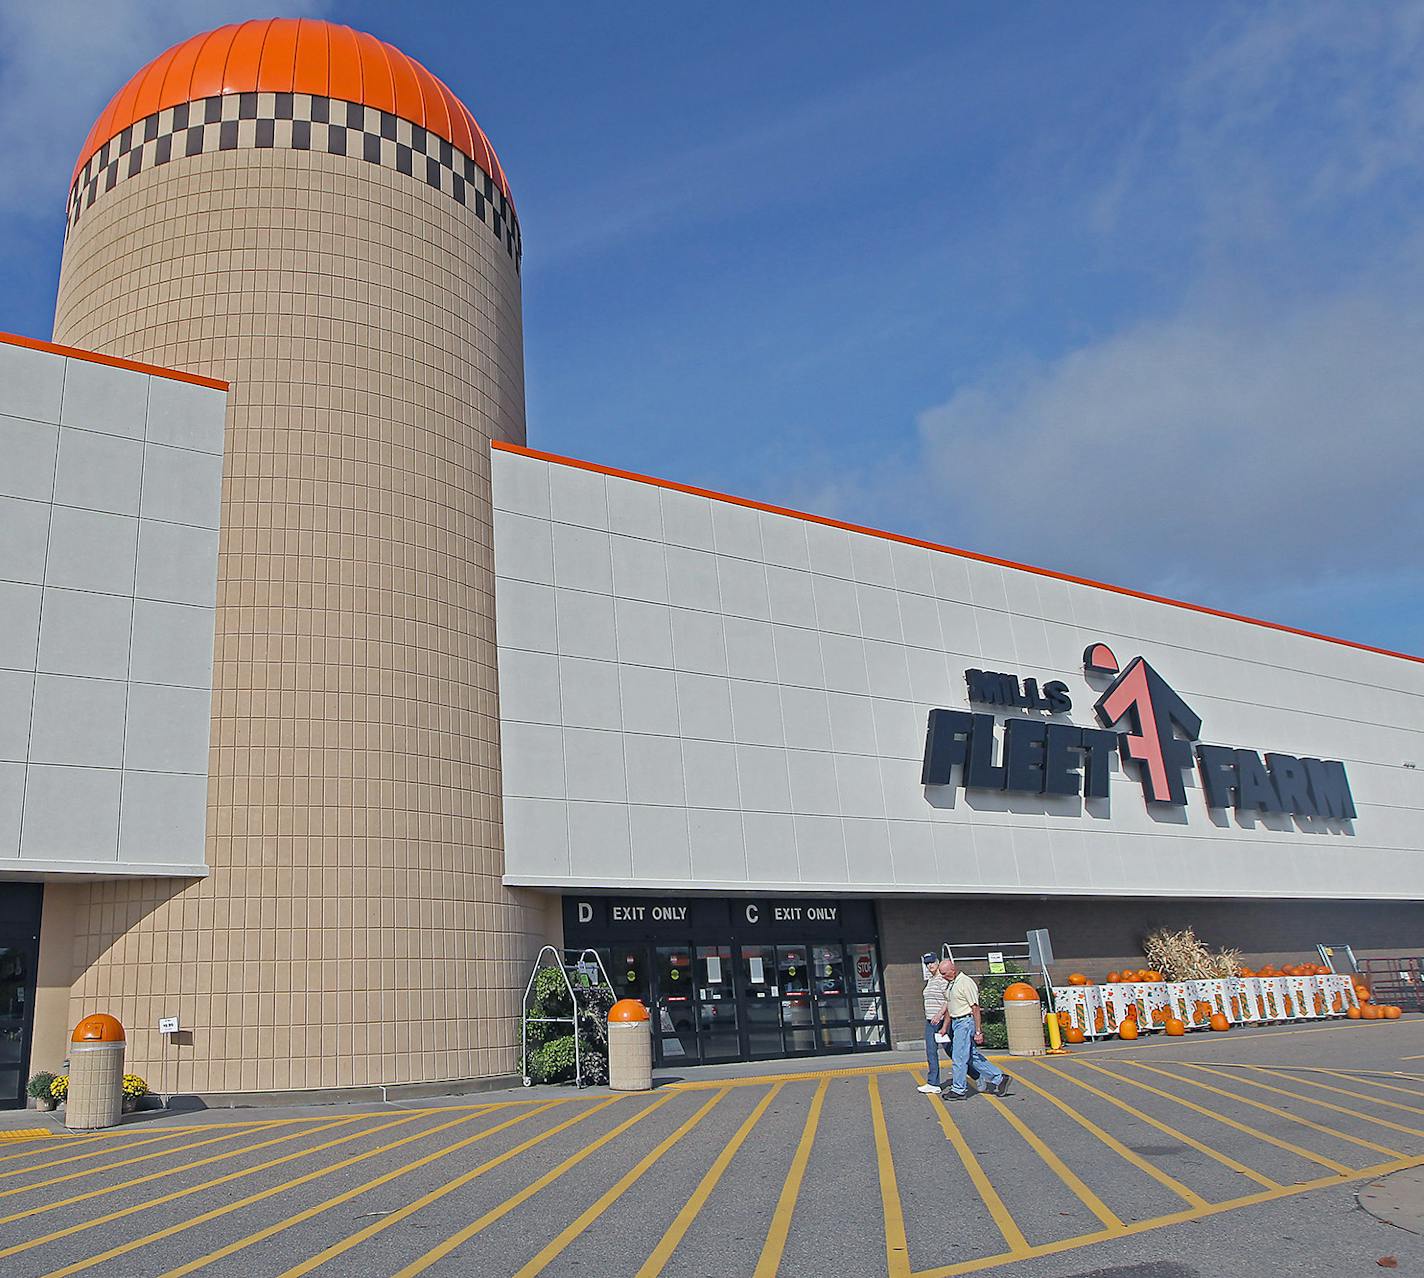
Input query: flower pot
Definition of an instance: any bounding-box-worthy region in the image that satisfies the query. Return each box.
[30,1097,56,1112]
[121,1096,138,1114]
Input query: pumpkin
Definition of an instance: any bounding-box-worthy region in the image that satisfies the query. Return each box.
[1209,1012,1230,1031]
[1118,1021,1139,1040]
[1067,973,1089,986]
[1347,1006,1362,1019]
[1065,1026,1086,1044]
[1384,1005,1402,1020]
[1165,1018,1186,1036]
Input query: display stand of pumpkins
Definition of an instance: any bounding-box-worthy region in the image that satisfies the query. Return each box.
[1057,959,1405,1041]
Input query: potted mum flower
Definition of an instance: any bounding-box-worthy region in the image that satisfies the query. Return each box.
[50,1075,68,1106]
[120,1074,149,1113]
[27,1072,57,1111]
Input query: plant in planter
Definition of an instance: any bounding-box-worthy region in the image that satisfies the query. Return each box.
[120,1074,149,1113]
[27,1072,57,1111]
[520,966,614,1086]
[50,1074,68,1106]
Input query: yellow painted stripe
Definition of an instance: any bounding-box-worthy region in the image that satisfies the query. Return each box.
[1058,1059,1307,1181]
[921,1071,1034,1253]
[907,1151,1424,1278]
[508,1090,729,1278]
[1137,1063,1404,1159]
[281,1096,630,1278]
[59,1099,524,1276]
[985,1076,1127,1228]
[1233,1064,1424,1119]
[1316,1068,1424,1099]
[1183,1064,1424,1142]
[636,1084,783,1278]
[1006,1067,1207,1209]
[0,1115,383,1259]
[869,1075,913,1278]
[0,1130,55,1142]
[0,1133,111,1164]
[754,1075,828,1278]
[0,1124,274,1196]
[669,1061,919,1089]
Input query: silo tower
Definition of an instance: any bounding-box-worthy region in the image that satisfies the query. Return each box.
[50,18,544,1094]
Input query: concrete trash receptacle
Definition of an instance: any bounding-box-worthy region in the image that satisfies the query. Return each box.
[65,1014,126,1130]
[608,999,651,1091]
[1002,983,1046,1057]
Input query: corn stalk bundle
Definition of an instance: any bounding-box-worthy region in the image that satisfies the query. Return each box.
[1142,928,1242,981]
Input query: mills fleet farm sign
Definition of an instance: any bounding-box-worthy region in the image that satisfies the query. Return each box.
[922,642,1355,820]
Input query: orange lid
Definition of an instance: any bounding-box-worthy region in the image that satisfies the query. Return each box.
[71,1014,126,1043]
[72,19,513,207]
[1002,982,1040,1001]
[609,999,650,1023]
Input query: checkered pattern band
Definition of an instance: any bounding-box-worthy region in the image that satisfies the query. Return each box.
[68,92,522,271]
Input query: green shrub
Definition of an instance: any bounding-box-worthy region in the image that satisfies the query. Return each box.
[26,1072,55,1100]
[522,962,616,1086]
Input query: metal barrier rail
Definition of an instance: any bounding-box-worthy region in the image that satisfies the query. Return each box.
[1051,974,1360,1037]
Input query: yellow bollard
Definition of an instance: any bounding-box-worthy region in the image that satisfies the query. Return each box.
[1044,1009,1070,1055]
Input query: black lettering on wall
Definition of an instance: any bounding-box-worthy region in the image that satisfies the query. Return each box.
[1079,728,1117,799]
[1265,753,1317,816]
[1196,745,1238,808]
[964,712,1007,789]
[1234,749,1284,813]
[1304,758,1357,819]
[1043,724,1084,796]
[921,709,973,786]
[1004,718,1047,793]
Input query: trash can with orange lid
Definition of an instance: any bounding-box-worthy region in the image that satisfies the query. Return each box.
[608,1000,652,1091]
[66,1014,126,1130]
[1002,982,1046,1057]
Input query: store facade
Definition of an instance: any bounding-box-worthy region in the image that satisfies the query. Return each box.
[492,441,1424,1051]
[1,18,1422,1104]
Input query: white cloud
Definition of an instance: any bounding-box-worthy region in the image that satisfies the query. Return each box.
[913,288,1424,597]
[0,1,328,219]
[793,4,1424,647]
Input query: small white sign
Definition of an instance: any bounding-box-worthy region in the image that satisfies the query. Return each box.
[988,951,1006,974]
[749,956,765,985]
[705,955,723,984]
[158,1017,180,1034]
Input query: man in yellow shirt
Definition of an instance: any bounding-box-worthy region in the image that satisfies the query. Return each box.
[940,958,1008,1100]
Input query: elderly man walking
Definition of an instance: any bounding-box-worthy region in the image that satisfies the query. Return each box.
[941,958,1008,1100]
[917,951,952,1094]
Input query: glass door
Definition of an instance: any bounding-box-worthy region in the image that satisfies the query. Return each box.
[848,941,889,1049]
[739,944,782,1058]
[811,943,853,1051]
[0,945,32,1109]
[777,945,815,1054]
[653,946,698,1064]
[695,945,739,1061]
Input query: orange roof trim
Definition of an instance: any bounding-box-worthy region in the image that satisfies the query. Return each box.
[0,331,229,392]
[72,18,513,207]
[491,440,1423,667]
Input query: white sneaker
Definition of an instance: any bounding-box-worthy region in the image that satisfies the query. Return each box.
[917,1083,942,1094]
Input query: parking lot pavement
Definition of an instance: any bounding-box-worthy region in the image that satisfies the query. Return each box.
[1,1019,1422,1276]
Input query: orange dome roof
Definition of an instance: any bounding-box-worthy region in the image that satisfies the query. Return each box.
[73,18,511,206]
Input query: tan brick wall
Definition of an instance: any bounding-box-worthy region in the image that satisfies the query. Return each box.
[50,145,547,1093]
[878,896,1424,1045]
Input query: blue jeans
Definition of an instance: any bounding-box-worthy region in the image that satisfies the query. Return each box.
[924,1019,950,1086]
[948,1016,1003,1095]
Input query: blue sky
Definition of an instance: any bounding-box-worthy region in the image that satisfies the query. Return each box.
[2,2,1421,655]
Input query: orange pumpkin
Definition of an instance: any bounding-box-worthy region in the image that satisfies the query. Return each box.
[1067,973,1089,986]
[1165,1018,1186,1036]
[1065,1026,1086,1044]
[1347,1006,1362,1019]
[1118,1020,1139,1040]
[1106,972,1121,984]
[1385,1005,1402,1020]
[1144,970,1163,983]
[1361,1005,1381,1020]
[1209,1012,1230,1032]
